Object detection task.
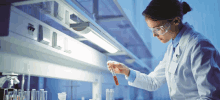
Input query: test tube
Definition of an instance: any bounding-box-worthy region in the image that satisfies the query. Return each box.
[4,89,8,100]
[5,95,9,100]
[44,91,47,100]
[8,91,13,100]
[40,89,44,100]
[20,90,24,100]
[13,89,17,100]
[31,89,36,100]
[18,91,21,100]
[17,94,20,100]
[21,74,25,91]
[106,89,110,100]
[111,69,119,86]
[27,91,30,100]
[109,89,114,100]
[36,91,40,100]
[27,69,31,91]
[24,91,27,100]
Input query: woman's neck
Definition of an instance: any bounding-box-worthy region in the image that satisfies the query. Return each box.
[172,22,184,40]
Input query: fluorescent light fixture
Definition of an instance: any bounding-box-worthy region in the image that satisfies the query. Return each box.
[70,22,118,53]
[84,31,118,53]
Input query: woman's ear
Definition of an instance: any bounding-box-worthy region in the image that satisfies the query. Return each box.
[173,17,181,25]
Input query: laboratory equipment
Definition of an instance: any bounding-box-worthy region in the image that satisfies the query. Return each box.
[44,91,47,100]
[110,69,119,86]
[17,92,20,100]
[18,91,22,100]
[4,94,9,100]
[24,91,27,100]
[21,74,25,91]
[13,89,17,100]
[27,69,30,100]
[8,91,13,100]
[31,89,36,100]
[36,91,40,100]
[27,70,30,91]
[40,89,44,100]
[0,73,20,88]
[58,92,66,100]
[27,91,30,100]
[0,73,20,100]
[3,89,8,100]
[109,89,114,100]
[19,90,26,100]
[106,89,110,100]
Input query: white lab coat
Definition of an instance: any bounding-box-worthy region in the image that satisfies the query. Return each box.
[126,22,220,100]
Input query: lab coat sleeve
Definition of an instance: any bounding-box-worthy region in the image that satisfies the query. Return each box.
[126,45,169,91]
[191,40,220,100]
[126,68,137,82]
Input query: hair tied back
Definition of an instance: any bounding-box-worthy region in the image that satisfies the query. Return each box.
[182,1,192,15]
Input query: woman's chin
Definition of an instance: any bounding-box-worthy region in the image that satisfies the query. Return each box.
[160,39,168,43]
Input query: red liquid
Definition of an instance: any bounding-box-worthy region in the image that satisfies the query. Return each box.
[113,76,119,86]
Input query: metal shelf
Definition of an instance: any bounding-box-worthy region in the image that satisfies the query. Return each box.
[0,4,129,85]
[1,5,106,81]
[0,1,143,100]
[11,0,153,71]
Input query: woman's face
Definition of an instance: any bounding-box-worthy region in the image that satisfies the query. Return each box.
[145,18,177,43]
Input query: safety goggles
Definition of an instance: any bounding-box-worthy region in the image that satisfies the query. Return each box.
[148,23,171,36]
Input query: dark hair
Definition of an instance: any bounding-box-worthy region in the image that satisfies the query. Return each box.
[142,0,192,21]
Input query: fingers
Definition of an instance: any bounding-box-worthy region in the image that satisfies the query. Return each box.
[107,61,117,72]
[107,61,113,71]
[107,61,127,72]
[107,60,115,65]
[107,61,114,67]
[107,61,117,66]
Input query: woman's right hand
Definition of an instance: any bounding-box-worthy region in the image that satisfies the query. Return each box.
[107,61,130,77]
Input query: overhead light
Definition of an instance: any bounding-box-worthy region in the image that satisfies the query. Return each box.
[70,22,119,53]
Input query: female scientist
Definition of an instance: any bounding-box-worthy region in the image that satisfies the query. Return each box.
[107,0,220,99]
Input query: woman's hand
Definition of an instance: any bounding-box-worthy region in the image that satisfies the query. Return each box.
[107,61,130,77]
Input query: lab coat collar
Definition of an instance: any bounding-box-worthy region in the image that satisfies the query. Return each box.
[172,26,184,48]
[178,22,194,51]
[169,22,194,62]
